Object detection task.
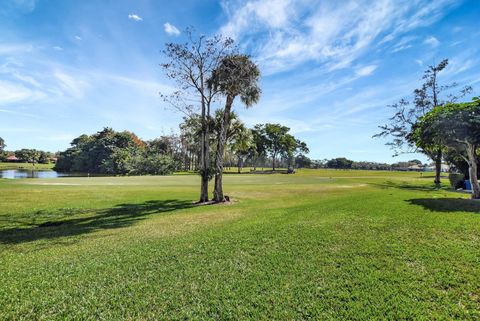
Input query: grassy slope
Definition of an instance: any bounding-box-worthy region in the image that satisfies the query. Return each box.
[1,170,479,320]
[0,162,54,170]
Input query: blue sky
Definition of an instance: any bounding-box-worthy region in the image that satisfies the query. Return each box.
[1,0,479,163]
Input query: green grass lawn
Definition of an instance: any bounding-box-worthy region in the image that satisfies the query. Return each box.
[0,162,54,170]
[1,169,479,320]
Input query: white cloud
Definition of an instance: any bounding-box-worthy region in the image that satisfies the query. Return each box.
[0,80,46,105]
[53,46,63,51]
[356,65,378,77]
[220,0,292,38]
[0,43,33,55]
[163,22,180,36]
[53,70,88,99]
[424,36,440,47]
[391,36,416,53]
[74,35,82,40]
[219,0,459,74]
[128,14,143,22]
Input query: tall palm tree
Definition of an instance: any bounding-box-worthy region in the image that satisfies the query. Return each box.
[209,55,261,202]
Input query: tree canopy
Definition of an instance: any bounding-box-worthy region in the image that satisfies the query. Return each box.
[410,98,480,198]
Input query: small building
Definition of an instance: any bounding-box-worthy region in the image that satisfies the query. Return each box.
[407,164,424,172]
[6,155,19,162]
[425,164,450,172]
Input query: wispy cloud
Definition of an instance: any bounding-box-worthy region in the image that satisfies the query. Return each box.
[356,65,378,77]
[424,36,440,47]
[0,43,33,55]
[74,35,82,40]
[391,36,416,53]
[220,0,459,74]
[163,22,180,36]
[128,14,143,22]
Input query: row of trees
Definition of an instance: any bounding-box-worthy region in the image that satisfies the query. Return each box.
[53,118,308,176]
[376,58,479,198]
[304,158,427,170]
[0,138,55,165]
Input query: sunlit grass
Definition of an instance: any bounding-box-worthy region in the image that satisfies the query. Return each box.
[1,169,479,320]
[0,162,54,170]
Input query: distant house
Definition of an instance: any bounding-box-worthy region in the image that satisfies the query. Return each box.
[407,164,424,172]
[6,155,19,162]
[425,164,450,172]
[50,157,58,163]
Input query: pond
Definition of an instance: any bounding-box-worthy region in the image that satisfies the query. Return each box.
[0,169,87,179]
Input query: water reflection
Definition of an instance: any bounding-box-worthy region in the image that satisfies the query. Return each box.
[0,169,82,179]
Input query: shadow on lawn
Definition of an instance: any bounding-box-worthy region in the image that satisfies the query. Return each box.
[407,198,480,213]
[0,199,194,245]
[372,180,443,192]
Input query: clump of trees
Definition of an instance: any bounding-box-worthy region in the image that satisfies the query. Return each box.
[161,30,236,202]
[55,128,176,175]
[15,149,52,165]
[409,98,480,198]
[326,157,354,169]
[160,30,309,203]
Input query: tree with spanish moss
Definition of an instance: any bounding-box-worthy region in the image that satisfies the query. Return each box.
[375,59,472,185]
[160,29,235,202]
[409,98,480,198]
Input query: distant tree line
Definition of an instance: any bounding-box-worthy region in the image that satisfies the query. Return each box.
[54,117,309,176]
[0,138,56,165]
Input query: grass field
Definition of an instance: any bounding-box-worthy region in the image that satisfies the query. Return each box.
[0,162,54,170]
[1,169,479,320]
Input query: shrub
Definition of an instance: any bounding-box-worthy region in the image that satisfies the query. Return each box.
[448,173,465,189]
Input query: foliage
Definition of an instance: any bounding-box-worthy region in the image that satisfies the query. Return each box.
[161,29,236,202]
[208,54,261,108]
[375,58,472,184]
[0,136,5,152]
[54,128,176,175]
[410,98,480,198]
[326,157,354,169]
[448,173,465,189]
[129,154,176,175]
[295,154,312,168]
[15,149,42,165]
[253,123,308,170]
[208,54,261,201]
[351,161,391,170]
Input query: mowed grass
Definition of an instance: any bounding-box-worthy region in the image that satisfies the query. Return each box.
[1,170,479,320]
[0,162,54,170]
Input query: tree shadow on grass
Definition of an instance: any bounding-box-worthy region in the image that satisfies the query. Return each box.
[371,180,445,192]
[407,198,480,213]
[0,199,195,245]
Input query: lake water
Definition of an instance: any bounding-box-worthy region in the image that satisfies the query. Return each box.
[0,169,84,179]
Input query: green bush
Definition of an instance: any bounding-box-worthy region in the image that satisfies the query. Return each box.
[448,172,465,189]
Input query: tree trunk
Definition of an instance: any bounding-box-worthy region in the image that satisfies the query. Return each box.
[237,156,242,174]
[213,95,234,202]
[272,153,276,171]
[466,144,480,199]
[434,148,442,186]
[199,110,209,203]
